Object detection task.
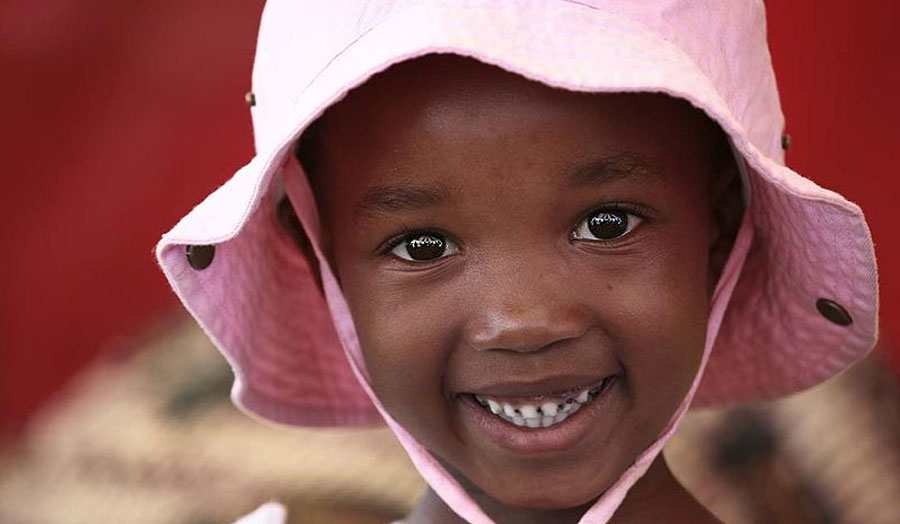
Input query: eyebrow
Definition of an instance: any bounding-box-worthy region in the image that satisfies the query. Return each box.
[354,151,663,220]
[355,182,451,220]
[564,151,664,188]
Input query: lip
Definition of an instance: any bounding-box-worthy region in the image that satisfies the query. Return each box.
[457,374,620,454]
[461,374,610,400]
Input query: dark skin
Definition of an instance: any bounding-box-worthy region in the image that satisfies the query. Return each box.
[303,54,739,523]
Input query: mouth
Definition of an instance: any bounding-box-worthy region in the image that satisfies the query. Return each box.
[456,373,622,454]
[459,374,619,442]
[461,374,619,430]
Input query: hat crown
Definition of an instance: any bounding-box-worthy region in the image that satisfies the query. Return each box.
[250,0,784,163]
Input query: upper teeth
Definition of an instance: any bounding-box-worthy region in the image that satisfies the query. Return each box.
[473,382,605,429]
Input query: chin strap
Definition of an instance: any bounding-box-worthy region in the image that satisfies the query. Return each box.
[579,202,754,523]
[283,149,756,524]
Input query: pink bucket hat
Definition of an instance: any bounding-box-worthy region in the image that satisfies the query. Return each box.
[156,1,879,522]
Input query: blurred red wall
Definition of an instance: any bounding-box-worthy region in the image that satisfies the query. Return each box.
[0,1,264,434]
[1,1,898,434]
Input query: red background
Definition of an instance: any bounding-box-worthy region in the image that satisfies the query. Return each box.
[2,1,898,434]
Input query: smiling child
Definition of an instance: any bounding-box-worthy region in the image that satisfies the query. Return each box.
[156,2,879,523]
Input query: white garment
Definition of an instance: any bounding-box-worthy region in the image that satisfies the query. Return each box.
[233,502,286,524]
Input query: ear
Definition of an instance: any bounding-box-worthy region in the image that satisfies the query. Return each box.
[277,195,327,293]
[708,158,745,296]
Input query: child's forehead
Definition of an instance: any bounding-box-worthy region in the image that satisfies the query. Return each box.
[304,54,728,197]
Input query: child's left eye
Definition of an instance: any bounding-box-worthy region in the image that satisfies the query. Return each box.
[572,208,643,242]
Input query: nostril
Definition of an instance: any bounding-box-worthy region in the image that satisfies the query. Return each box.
[464,308,591,353]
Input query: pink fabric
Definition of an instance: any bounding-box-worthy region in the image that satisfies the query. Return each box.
[157,1,879,522]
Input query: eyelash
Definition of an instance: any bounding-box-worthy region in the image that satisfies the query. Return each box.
[380,203,653,264]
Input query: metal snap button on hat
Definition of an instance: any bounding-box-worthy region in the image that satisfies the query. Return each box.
[816,298,853,326]
[186,244,215,270]
[781,133,792,150]
[244,91,256,107]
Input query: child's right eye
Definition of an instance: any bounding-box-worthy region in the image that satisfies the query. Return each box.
[389,233,460,262]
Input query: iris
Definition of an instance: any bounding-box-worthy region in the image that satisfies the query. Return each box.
[588,210,628,239]
[405,234,446,260]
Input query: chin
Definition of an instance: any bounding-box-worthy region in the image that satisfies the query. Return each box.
[486,477,604,511]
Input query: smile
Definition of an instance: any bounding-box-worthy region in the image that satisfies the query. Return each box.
[468,375,618,429]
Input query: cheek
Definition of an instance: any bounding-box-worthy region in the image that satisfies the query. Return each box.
[341,271,463,442]
[600,230,710,429]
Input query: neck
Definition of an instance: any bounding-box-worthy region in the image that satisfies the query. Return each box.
[404,455,720,524]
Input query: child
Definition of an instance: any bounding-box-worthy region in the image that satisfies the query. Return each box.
[156,1,878,523]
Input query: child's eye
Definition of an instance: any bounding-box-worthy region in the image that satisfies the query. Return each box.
[389,233,460,262]
[572,208,644,242]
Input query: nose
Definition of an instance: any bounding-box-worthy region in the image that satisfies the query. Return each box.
[463,264,592,353]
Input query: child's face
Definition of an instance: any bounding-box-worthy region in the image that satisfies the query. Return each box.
[309,56,731,510]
